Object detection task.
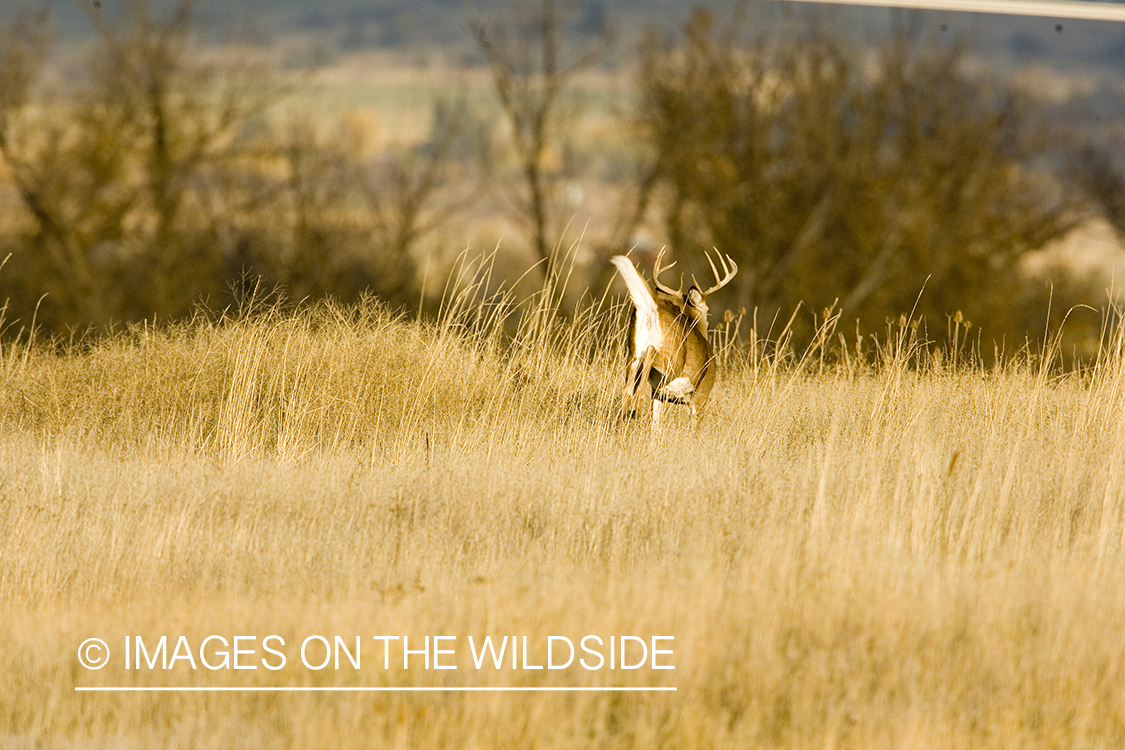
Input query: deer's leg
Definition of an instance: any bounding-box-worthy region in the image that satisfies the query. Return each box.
[619,356,643,421]
[621,346,658,423]
[689,402,706,432]
[689,360,715,432]
[689,391,711,432]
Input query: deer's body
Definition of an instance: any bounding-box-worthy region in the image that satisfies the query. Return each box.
[612,249,736,430]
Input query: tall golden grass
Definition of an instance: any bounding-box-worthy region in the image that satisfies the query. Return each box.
[2,266,1125,748]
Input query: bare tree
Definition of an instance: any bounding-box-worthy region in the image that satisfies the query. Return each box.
[0,0,476,330]
[86,0,278,316]
[638,9,1087,343]
[369,97,480,263]
[469,0,611,279]
[232,94,476,309]
[0,8,110,324]
[0,0,279,329]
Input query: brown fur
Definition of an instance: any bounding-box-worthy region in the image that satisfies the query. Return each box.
[616,250,736,428]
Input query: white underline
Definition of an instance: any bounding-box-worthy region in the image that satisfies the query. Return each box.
[781,0,1125,21]
[75,686,676,692]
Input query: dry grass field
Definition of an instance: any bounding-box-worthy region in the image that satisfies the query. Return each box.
[2,269,1125,749]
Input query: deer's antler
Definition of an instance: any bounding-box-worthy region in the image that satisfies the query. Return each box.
[652,247,682,297]
[700,249,737,297]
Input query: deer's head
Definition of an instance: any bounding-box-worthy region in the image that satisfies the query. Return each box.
[651,248,738,334]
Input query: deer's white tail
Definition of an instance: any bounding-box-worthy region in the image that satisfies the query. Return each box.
[611,255,663,353]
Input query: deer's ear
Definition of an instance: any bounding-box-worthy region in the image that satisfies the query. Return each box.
[687,288,704,306]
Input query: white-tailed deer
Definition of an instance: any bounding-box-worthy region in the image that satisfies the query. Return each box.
[611,248,737,431]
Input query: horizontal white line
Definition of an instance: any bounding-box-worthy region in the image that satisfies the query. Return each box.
[782,0,1125,21]
[75,686,677,692]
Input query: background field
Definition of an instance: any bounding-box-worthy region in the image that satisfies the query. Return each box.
[2,273,1125,748]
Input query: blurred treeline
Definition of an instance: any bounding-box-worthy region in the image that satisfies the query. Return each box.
[0,0,457,332]
[1,0,1123,357]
